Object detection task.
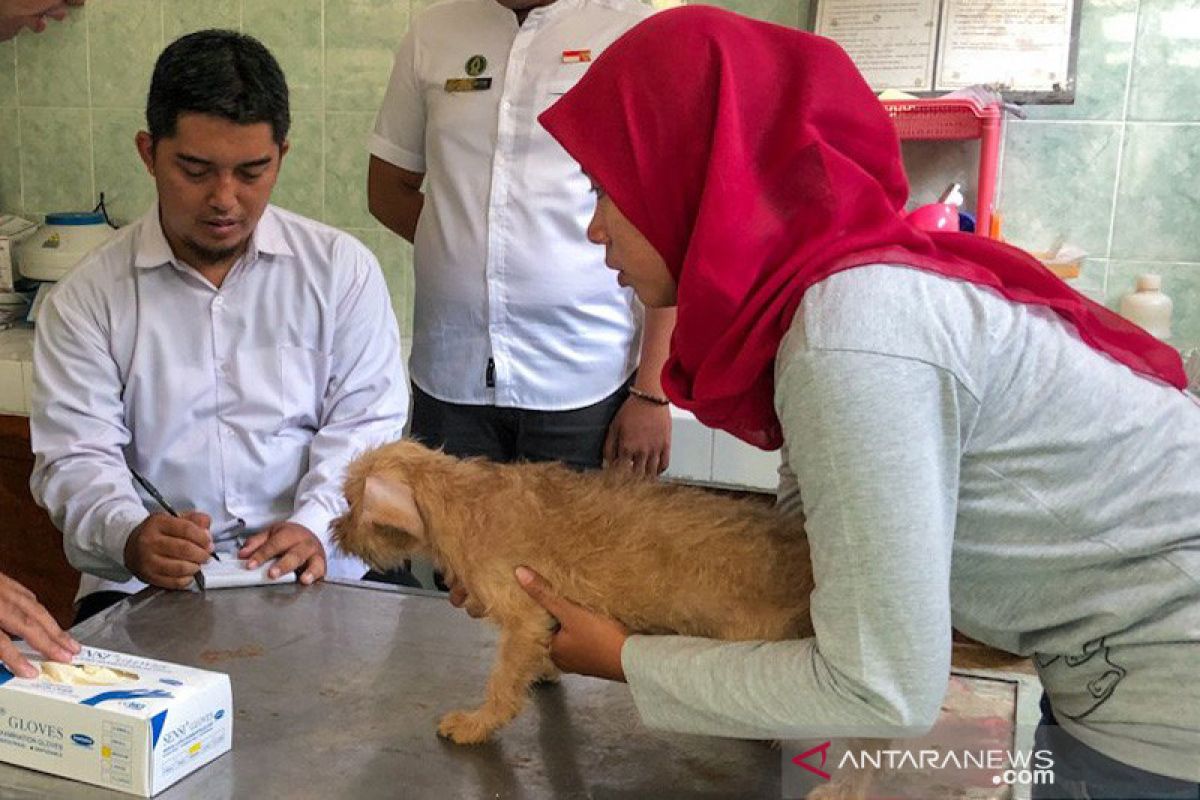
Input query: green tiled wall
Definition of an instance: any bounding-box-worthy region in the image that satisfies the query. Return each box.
[0,0,806,340]
[910,0,1200,348]
[1,0,1197,347]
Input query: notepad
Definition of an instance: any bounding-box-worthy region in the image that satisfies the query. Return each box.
[196,558,298,590]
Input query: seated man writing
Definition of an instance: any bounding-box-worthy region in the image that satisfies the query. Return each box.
[30,30,409,621]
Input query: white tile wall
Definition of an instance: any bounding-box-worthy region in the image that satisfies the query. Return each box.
[711,430,781,491]
[664,407,712,483]
[664,407,778,493]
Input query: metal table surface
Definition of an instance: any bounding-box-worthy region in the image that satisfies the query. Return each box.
[0,580,779,799]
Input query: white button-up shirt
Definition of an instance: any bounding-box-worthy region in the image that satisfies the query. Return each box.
[30,206,410,598]
[369,0,651,410]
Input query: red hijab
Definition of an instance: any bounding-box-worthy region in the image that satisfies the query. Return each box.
[540,6,1186,450]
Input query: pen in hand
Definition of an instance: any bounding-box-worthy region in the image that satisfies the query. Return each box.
[130,468,220,561]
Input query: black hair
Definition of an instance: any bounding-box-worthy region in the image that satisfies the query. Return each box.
[146,29,290,146]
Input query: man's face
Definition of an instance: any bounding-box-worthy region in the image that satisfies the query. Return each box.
[136,113,287,269]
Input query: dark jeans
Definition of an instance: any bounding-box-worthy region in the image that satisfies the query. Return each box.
[73,591,132,625]
[1033,694,1199,799]
[362,565,424,588]
[367,380,631,589]
[409,380,631,470]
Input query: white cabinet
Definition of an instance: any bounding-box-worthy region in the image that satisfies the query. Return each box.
[0,327,33,416]
[0,360,24,415]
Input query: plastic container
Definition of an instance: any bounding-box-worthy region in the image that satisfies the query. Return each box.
[1118,274,1172,341]
[16,211,116,282]
[907,183,965,233]
[907,203,960,232]
[1033,243,1086,279]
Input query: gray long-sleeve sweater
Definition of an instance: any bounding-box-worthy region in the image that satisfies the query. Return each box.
[621,264,1200,781]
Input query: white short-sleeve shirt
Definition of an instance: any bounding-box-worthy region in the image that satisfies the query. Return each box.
[369,0,652,410]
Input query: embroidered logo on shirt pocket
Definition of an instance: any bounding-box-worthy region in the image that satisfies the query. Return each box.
[277,345,329,432]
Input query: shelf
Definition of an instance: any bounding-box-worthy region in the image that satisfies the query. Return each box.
[882,98,1004,238]
[882,98,1002,139]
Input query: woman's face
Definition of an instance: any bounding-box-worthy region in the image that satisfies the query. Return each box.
[586,184,677,307]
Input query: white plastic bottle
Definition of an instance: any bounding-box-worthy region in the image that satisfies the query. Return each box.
[1119,273,1172,341]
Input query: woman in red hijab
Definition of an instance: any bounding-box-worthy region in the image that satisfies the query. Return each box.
[510,6,1200,796]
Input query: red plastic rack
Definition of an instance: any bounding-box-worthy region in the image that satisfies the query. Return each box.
[881,98,1004,239]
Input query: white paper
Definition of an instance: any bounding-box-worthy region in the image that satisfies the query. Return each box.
[197,558,297,590]
[936,0,1075,91]
[813,0,1077,97]
[814,0,940,91]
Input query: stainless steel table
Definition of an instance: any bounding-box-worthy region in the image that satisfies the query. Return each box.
[0,580,779,799]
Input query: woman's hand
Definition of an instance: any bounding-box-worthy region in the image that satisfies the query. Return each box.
[0,571,80,678]
[515,566,629,682]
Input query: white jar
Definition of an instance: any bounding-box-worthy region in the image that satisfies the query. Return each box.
[16,212,116,282]
[1118,273,1172,341]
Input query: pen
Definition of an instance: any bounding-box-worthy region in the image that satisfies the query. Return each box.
[130,468,220,562]
[130,468,178,516]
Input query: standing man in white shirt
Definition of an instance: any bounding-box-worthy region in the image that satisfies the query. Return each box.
[30,30,410,621]
[367,0,674,481]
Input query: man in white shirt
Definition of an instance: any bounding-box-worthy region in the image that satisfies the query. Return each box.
[30,30,409,621]
[367,0,673,485]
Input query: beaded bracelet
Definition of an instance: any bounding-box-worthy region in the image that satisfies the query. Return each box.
[628,386,670,406]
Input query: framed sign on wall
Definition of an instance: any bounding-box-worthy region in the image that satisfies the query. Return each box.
[809,0,1081,103]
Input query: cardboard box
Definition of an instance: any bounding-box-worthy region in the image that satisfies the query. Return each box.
[0,646,232,796]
